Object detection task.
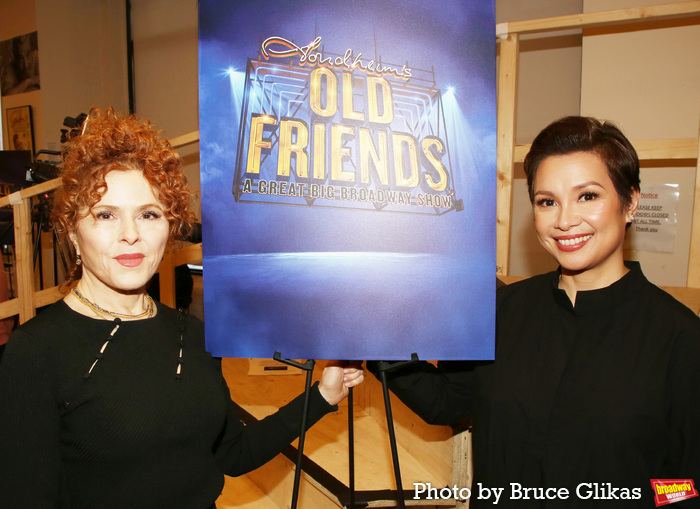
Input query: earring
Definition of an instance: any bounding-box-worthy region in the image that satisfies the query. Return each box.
[76,254,82,265]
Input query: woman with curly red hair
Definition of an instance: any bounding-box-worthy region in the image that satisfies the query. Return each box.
[0,108,363,508]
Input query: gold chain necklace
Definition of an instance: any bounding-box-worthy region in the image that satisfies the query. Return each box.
[71,287,154,320]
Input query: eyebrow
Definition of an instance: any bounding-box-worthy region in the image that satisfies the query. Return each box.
[534,181,605,196]
[572,181,604,190]
[91,203,165,212]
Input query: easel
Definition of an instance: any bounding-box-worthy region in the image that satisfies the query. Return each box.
[372,354,419,509]
[273,352,316,509]
[274,351,419,509]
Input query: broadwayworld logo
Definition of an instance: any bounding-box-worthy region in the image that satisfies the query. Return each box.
[651,479,698,506]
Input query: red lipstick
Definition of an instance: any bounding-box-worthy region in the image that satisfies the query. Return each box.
[115,253,145,267]
[554,234,593,252]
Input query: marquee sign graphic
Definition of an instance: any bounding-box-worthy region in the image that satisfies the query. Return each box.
[198,0,497,360]
[233,36,461,216]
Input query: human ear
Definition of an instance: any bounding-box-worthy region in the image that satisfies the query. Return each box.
[627,188,640,222]
[68,231,80,257]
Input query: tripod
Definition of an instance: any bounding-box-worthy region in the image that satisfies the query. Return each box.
[1,192,72,296]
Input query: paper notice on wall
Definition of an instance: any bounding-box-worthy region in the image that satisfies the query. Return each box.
[625,184,679,253]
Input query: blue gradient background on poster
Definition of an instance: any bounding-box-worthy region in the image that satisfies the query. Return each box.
[198,0,496,360]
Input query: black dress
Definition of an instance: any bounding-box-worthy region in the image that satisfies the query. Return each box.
[380,263,700,507]
[0,300,334,508]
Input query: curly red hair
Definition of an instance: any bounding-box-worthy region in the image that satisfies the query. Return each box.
[52,107,196,285]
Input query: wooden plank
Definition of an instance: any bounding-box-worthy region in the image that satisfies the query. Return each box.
[156,243,201,308]
[635,138,699,160]
[172,242,203,266]
[0,131,196,209]
[34,286,65,309]
[687,121,700,288]
[0,178,62,209]
[157,251,176,308]
[514,138,698,163]
[513,144,530,164]
[168,130,199,148]
[663,286,700,314]
[0,298,19,321]
[496,1,700,36]
[216,474,281,509]
[496,34,519,276]
[451,430,472,509]
[242,453,341,509]
[13,199,35,323]
[498,275,525,285]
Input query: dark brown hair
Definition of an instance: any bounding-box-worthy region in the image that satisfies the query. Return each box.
[52,107,196,284]
[523,116,640,211]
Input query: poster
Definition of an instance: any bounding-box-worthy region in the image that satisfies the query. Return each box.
[5,105,34,154]
[0,31,40,97]
[198,0,497,360]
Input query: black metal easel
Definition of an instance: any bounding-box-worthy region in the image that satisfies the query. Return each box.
[274,352,419,508]
[373,354,419,509]
[347,386,356,508]
[273,352,316,509]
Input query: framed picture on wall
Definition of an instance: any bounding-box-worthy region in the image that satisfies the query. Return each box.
[6,105,34,155]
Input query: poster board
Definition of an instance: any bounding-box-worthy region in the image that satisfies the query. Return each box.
[198,0,497,360]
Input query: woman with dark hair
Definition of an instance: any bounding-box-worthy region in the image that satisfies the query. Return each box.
[374,117,700,507]
[0,108,364,508]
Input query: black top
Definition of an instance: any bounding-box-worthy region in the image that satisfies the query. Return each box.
[380,263,700,507]
[0,300,334,509]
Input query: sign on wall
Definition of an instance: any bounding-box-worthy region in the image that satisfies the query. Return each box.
[198,0,497,360]
[625,184,679,254]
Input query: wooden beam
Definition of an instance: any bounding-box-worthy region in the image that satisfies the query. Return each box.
[35,287,65,309]
[496,34,519,276]
[451,430,472,508]
[155,243,202,309]
[0,298,19,321]
[513,138,698,163]
[496,1,700,36]
[172,242,203,266]
[0,131,197,209]
[168,130,199,148]
[13,199,35,323]
[157,252,177,308]
[688,121,700,288]
[634,138,700,160]
[0,178,61,209]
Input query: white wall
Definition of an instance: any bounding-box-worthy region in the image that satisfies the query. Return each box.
[498,0,584,277]
[35,0,128,152]
[0,0,40,151]
[581,0,700,286]
[1,1,127,154]
[130,0,201,217]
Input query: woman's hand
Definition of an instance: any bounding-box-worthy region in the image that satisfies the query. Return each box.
[318,361,364,406]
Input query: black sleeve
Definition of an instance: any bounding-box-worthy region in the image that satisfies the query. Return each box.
[367,360,478,426]
[212,375,336,477]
